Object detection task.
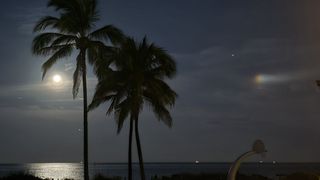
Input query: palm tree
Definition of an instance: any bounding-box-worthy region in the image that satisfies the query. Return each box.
[88,37,177,180]
[32,0,124,179]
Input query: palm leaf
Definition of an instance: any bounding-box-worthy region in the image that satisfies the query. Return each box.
[114,99,131,133]
[148,45,176,78]
[145,78,177,106]
[36,44,75,56]
[152,104,173,127]
[89,25,124,45]
[88,44,118,79]
[72,54,83,99]
[32,33,65,55]
[48,0,99,34]
[41,44,73,79]
[143,90,173,127]
[87,40,114,64]
[88,94,114,111]
[33,16,60,32]
[51,35,77,46]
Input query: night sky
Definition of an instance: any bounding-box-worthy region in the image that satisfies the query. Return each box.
[0,0,320,163]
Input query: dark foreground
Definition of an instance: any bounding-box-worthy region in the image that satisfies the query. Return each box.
[1,163,319,179]
[0,172,318,180]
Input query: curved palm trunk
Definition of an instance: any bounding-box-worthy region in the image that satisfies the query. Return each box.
[81,49,89,180]
[134,119,146,180]
[128,116,134,180]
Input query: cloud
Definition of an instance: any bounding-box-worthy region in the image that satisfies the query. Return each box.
[165,37,320,161]
[0,76,98,111]
[4,6,49,35]
[64,63,75,72]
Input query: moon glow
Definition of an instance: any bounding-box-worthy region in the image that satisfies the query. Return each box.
[254,74,290,84]
[53,74,62,83]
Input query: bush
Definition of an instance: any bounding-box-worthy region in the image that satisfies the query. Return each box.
[0,173,75,180]
[151,173,271,180]
[284,172,318,180]
[93,174,122,180]
[0,173,44,180]
[0,173,124,180]
[237,174,270,180]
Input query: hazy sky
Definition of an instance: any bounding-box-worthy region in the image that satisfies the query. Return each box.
[0,0,320,163]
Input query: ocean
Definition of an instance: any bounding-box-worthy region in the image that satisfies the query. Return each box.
[0,163,319,180]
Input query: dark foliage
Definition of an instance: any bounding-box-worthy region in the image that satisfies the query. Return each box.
[284,172,318,180]
[151,173,271,180]
[0,173,44,180]
[93,174,122,180]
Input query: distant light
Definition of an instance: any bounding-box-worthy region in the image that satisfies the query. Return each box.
[195,160,200,164]
[255,74,270,84]
[254,74,290,84]
[259,161,263,163]
[254,74,292,84]
[231,54,235,57]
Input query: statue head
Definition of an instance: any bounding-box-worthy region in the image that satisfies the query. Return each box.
[252,139,267,156]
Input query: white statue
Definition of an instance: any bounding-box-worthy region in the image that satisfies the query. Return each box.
[227,140,267,180]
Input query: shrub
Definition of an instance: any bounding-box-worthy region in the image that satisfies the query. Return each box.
[284,172,318,180]
[93,174,122,180]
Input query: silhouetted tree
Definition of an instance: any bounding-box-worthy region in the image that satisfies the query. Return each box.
[32,0,124,179]
[89,37,177,180]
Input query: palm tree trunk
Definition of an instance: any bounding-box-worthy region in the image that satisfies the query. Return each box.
[134,118,146,180]
[128,116,134,180]
[81,49,89,180]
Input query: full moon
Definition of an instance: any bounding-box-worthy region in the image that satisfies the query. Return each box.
[53,74,62,83]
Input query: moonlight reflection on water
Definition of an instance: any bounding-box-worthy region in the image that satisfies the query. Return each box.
[26,163,83,180]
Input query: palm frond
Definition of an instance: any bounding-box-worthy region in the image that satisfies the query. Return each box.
[33,16,60,32]
[152,104,173,127]
[89,25,125,45]
[93,76,123,100]
[87,42,118,79]
[83,0,99,25]
[105,82,128,116]
[114,99,131,133]
[89,72,127,114]
[72,54,83,99]
[145,78,177,107]
[48,0,82,15]
[87,40,114,64]
[35,44,73,56]
[51,35,77,46]
[88,94,114,111]
[143,90,173,127]
[148,45,177,78]
[143,89,174,128]
[32,33,66,55]
[48,0,99,34]
[41,44,73,79]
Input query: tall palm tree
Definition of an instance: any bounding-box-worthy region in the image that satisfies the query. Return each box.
[32,0,124,179]
[89,37,177,180]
